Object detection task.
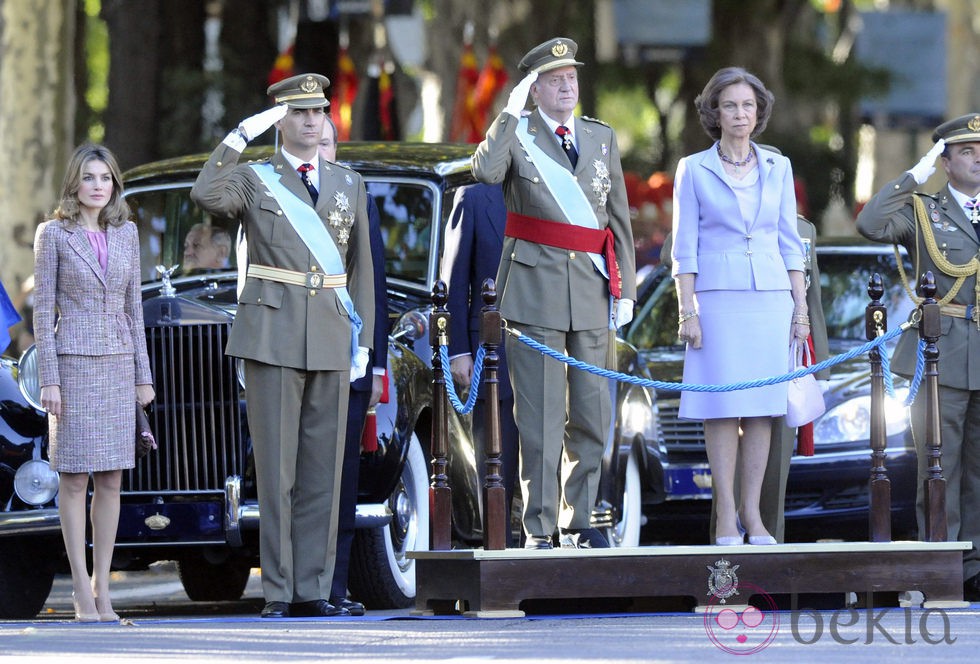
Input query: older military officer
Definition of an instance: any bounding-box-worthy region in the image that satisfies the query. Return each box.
[857,113,980,600]
[191,73,374,618]
[472,38,636,549]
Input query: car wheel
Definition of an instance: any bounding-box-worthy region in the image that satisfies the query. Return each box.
[349,434,429,608]
[605,451,642,547]
[176,555,252,601]
[0,536,57,619]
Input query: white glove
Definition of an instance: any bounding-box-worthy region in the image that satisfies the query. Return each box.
[906,138,946,185]
[614,299,634,328]
[503,72,538,118]
[223,105,288,151]
[350,347,370,382]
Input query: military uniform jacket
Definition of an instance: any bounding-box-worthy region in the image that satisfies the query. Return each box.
[471,110,636,331]
[191,145,374,371]
[857,172,980,390]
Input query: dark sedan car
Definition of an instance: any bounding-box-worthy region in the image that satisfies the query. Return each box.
[0,143,658,618]
[624,237,919,543]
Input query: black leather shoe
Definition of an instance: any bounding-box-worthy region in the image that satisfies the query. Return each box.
[559,527,610,549]
[260,601,290,618]
[964,573,980,602]
[523,535,553,550]
[291,599,348,617]
[330,597,365,616]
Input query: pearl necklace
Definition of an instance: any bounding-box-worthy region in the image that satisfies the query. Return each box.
[718,144,754,175]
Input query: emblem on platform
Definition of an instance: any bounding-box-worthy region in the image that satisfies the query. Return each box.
[707,559,740,603]
[329,191,355,245]
[592,159,611,207]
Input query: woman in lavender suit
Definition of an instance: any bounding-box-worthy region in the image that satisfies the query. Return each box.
[34,144,154,621]
[670,68,809,547]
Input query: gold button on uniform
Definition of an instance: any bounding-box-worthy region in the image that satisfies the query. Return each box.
[257,297,262,303]
[310,290,316,297]
[569,251,576,259]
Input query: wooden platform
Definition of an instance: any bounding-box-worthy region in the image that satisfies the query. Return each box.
[410,541,971,617]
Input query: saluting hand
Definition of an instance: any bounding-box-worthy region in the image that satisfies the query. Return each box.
[906,138,946,185]
[503,72,538,119]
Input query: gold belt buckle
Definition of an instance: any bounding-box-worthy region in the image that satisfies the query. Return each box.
[305,271,323,289]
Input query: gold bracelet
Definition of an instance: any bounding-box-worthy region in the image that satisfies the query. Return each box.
[678,311,699,324]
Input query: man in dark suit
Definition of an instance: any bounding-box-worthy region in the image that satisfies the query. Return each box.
[472,38,636,549]
[191,73,374,618]
[319,116,388,615]
[440,182,519,546]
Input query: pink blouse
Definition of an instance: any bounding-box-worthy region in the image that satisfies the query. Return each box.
[84,229,108,273]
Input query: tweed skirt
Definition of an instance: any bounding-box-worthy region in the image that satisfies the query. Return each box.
[678,289,793,420]
[49,354,136,473]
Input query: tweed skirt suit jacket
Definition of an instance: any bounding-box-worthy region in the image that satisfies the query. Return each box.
[33,220,153,473]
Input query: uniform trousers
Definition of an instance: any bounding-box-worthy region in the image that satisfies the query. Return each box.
[244,360,348,603]
[505,322,610,537]
[911,385,980,579]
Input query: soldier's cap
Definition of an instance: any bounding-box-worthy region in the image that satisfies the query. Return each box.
[932,113,980,145]
[267,73,330,109]
[518,37,584,75]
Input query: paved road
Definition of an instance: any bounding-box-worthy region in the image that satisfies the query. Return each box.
[3,565,979,662]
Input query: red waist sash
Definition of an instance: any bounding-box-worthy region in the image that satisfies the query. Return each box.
[504,211,622,298]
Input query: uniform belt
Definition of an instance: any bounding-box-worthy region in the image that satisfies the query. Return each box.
[246,264,346,289]
[939,303,978,322]
[504,211,622,299]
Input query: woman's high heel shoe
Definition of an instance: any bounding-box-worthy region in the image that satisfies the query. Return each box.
[714,535,744,546]
[72,593,99,623]
[94,595,119,622]
[748,534,777,545]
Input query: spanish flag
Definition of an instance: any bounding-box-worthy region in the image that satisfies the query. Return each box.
[469,43,508,142]
[449,42,480,142]
[331,45,359,142]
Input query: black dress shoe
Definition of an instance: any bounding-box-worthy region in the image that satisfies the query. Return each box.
[523,535,553,550]
[559,527,610,549]
[330,597,365,616]
[290,599,348,617]
[260,601,290,618]
[964,573,980,602]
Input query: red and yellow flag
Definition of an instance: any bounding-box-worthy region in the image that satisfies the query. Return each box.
[449,43,480,142]
[469,44,508,142]
[331,45,359,142]
[267,45,295,87]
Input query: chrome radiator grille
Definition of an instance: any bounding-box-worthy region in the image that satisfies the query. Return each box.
[124,323,245,493]
[657,400,707,459]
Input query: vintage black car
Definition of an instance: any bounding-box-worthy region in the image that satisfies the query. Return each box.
[624,238,919,542]
[0,143,659,619]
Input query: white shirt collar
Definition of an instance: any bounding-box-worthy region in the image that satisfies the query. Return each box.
[948,185,977,210]
[538,111,576,148]
[281,148,316,173]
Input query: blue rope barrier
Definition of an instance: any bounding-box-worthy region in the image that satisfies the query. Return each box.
[504,325,906,393]
[438,345,486,415]
[437,321,928,415]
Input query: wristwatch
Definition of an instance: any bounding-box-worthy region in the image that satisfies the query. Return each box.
[232,125,249,142]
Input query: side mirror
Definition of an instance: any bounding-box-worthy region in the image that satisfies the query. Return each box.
[390,310,428,343]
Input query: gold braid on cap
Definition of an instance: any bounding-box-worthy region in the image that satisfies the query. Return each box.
[893,194,980,327]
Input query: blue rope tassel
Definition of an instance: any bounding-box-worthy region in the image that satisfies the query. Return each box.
[439,345,486,415]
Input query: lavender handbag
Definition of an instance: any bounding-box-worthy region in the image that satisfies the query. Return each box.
[786,340,825,428]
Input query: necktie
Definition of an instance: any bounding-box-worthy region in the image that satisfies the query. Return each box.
[555,125,578,169]
[967,198,978,225]
[298,163,318,204]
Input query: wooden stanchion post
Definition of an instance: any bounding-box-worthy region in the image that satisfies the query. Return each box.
[918,272,947,542]
[480,278,507,550]
[429,280,452,550]
[865,273,891,542]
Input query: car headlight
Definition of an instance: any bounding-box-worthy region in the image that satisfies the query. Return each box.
[14,460,59,506]
[813,388,910,445]
[620,388,655,441]
[16,345,43,411]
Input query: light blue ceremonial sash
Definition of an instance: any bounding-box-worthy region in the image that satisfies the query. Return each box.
[515,117,614,327]
[515,117,608,279]
[250,162,362,361]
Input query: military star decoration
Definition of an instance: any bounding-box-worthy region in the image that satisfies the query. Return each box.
[329,190,355,245]
[591,159,611,207]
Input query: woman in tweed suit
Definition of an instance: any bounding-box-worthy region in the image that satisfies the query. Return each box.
[34,144,154,622]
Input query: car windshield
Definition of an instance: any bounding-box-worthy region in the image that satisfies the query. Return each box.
[127,179,438,288]
[625,246,917,348]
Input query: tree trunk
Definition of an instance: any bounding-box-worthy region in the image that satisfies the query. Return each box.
[0,0,76,294]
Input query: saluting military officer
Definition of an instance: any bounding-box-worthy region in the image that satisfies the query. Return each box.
[472,37,636,549]
[191,73,374,618]
[857,113,980,600]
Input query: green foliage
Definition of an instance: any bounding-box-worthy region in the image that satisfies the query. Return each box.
[83,0,108,143]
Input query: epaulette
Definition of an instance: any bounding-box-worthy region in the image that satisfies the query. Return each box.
[580,115,610,127]
[912,191,940,202]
